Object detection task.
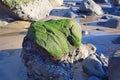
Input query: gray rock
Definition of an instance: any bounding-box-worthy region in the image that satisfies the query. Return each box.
[78,0,104,15]
[108,50,120,80]
[0,0,52,21]
[82,54,108,78]
[104,18,120,29]
[89,76,101,80]
[110,0,120,6]
[21,38,73,80]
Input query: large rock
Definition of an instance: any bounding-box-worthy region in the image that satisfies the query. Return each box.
[108,50,120,80]
[26,19,82,60]
[21,19,81,80]
[49,0,63,7]
[0,0,52,21]
[93,0,108,3]
[82,54,108,79]
[21,18,98,80]
[21,38,73,80]
[110,0,120,6]
[78,0,104,15]
[104,18,120,29]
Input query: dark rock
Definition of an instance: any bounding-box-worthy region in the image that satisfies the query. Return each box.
[104,18,120,29]
[108,50,120,80]
[78,0,104,16]
[95,28,104,31]
[93,0,108,3]
[101,16,110,19]
[110,0,120,6]
[82,54,108,79]
[21,38,73,80]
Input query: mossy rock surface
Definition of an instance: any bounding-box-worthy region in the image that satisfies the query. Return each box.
[27,19,82,60]
[1,0,32,9]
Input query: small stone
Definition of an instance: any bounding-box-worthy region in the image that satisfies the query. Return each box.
[82,30,89,36]
[101,16,110,19]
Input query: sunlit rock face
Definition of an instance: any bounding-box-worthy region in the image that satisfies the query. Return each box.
[78,0,104,15]
[49,0,63,7]
[0,0,52,21]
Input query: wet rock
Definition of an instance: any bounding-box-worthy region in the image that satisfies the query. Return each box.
[0,0,52,21]
[110,0,120,6]
[49,0,63,7]
[108,50,120,80]
[104,18,120,29]
[82,54,108,79]
[78,0,104,15]
[89,76,101,80]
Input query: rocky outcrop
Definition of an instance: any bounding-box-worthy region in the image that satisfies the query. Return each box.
[0,0,52,21]
[49,0,63,7]
[78,0,104,15]
[108,50,120,80]
[110,0,120,6]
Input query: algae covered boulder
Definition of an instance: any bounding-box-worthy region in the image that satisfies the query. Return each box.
[26,19,82,60]
[0,0,52,21]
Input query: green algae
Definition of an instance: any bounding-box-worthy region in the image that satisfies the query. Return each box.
[27,19,82,60]
[2,0,32,9]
